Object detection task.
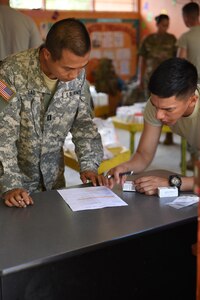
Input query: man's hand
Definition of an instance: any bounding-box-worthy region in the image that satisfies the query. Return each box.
[3,188,33,208]
[134,176,169,195]
[105,165,130,189]
[80,171,109,187]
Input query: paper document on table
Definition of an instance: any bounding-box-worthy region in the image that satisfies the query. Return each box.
[167,194,199,209]
[58,186,128,211]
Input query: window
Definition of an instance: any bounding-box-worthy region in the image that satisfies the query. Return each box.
[45,0,93,10]
[10,0,138,12]
[10,0,42,9]
[94,0,137,12]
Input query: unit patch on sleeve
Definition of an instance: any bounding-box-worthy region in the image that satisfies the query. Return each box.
[0,80,15,101]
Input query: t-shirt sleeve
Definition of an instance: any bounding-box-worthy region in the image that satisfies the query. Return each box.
[143,99,162,126]
[177,33,188,49]
[28,18,43,48]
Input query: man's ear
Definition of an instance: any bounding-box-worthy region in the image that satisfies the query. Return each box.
[189,94,198,107]
[43,48,51,60]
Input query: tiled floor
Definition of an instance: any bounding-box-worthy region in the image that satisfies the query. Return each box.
[65,127,193,187]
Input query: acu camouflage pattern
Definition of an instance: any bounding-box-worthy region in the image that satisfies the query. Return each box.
[0,48,103,195]
[138,33,177,98]
[93,58,119,96]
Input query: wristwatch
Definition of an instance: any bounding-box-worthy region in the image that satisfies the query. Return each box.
[168,175,182,193]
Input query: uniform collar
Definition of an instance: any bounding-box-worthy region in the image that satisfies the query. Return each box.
[27,47,50,94]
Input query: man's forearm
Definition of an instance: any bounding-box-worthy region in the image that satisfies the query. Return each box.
[181,176,194,192]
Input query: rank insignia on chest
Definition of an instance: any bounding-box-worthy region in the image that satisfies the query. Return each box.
[0,80,15,101]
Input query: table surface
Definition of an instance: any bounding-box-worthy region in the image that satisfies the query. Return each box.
[0,170,197,276]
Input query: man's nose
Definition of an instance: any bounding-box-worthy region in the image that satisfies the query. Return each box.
[156,109,165,120]
[68,69,81,80]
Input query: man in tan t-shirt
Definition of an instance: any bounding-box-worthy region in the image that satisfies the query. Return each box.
[177,2,200,169]
[105,58,200,195]
[0,0,42,60]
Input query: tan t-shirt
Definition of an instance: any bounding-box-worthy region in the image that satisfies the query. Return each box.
[0,5,42,61]
[143,91,200,151]
[42,71,58,111]
[177,26,200,82]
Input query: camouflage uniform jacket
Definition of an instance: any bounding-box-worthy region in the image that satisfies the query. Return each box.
[0,48,103,195]
[138,32,177,81]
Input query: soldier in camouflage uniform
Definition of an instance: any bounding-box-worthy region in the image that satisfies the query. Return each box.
[137,14,177,144]
[0,18,104,208]
[138,14,177,100]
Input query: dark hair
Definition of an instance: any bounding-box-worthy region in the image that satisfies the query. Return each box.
[45,18,91,60]
[148,58,198,99]
[155,14,169,25]
[182,2,199,17]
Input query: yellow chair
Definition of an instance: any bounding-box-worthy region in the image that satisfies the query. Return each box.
[64,146,130,174]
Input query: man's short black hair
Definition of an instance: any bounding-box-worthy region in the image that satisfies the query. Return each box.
[45,18,91,61]
[148,57,198,99]
[155,14,169,25]
[182,2,199,17]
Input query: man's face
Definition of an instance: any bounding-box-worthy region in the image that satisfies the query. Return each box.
[43,48,90,82]
[157,19,169,34]
[150,93,197,126]
[182,13,191,28]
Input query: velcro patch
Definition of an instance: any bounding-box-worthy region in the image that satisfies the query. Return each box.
[0,80,15,101]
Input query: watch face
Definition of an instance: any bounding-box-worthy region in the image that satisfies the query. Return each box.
[169,175,182,187]
[171,177,181,185]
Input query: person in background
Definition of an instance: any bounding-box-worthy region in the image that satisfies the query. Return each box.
[177,2,200,170]
[0,0,42,60]
[137,14,177,145]
[0,18,104,208]
[93,58,125,116]
[106,58,200,195]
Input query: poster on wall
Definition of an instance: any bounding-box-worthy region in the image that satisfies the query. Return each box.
[87,21,138,81]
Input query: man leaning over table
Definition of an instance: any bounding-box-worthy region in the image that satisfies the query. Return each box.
[0,18,105,208]
[106,57,200,195]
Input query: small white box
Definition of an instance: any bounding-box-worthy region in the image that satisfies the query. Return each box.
[158,186,178,197]
[122,181,136,192]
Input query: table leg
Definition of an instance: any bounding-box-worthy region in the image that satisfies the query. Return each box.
[181,138,187,176]
[130,132,136,153]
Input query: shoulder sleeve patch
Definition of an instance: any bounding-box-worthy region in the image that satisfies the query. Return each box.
[0,80,15,102]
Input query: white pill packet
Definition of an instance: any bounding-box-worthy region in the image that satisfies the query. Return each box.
[122,181,136,192]
[158,186,178,197]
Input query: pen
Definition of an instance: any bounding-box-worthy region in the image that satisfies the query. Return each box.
[106,171,134,179]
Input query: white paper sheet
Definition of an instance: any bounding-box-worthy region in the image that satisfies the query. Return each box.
[167,194,199,209]
[58,186,128,212]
